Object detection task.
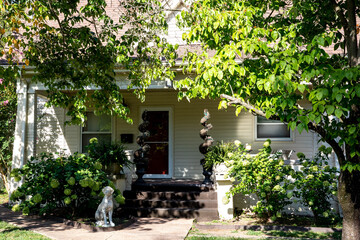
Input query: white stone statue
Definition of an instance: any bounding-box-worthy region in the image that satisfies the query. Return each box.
[95,186,115,227]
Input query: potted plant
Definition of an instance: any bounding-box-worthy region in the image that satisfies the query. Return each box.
[87,138,132,176]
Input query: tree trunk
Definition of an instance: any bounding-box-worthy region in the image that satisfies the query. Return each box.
[338,170,360,240]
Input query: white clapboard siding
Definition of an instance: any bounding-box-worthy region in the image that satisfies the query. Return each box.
[35,90,317,179]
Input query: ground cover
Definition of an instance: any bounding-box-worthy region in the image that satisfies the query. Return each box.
[186,212,342,240]
[186,227,341,240]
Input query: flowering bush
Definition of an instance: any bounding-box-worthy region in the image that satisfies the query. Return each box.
[10,153,125,217]
[206,140,340,223]
[0,75,17,192]
[228,140,295,220]
[294,147,339,224]
[206,140,295,220]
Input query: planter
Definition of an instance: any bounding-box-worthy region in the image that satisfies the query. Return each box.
[103,163,121,175]
[108,174,126,195]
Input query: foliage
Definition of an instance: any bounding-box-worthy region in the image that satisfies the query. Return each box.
[87,137,132,171]
[207,140,295,220]
[0,75,16,192]
[207,140,340,222]
[177,0,359,236]
[10,153,125,217]
[204,140,240,169]
[1,0,177,125]
[294,148,339,224]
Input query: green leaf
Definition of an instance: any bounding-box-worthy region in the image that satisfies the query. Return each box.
[326,105,335,115]
[217,70,223,80]
[316,91,323,100]
[297,123,304,134]
[335,109,343,119]
[349,127,356,134]
[298,84,305,93]
[335,94,342,102]
[355,86,360,97]
[229,65,235,75]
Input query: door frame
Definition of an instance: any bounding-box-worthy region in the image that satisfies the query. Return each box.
[140,106,174,179]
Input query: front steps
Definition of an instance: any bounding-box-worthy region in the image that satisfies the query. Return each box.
[120,180,219,221]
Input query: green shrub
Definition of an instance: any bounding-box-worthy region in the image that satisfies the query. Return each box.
[206,140,295,220]
[204,141,241,169]
[294,147,339,224]
[10,152,125,217]
[87,137,132,171]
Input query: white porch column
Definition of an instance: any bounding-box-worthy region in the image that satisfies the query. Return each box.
[10,79,36,193]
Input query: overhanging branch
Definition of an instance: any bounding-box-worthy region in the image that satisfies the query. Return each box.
[220,94,269,118]
[220,93,346,164]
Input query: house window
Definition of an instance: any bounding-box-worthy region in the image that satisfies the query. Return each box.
[256,116,291,140]
[81,112,111,152]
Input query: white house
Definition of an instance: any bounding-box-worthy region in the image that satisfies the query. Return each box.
[10,0,338,220]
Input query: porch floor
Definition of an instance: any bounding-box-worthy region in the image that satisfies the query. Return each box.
[131,179,215,192]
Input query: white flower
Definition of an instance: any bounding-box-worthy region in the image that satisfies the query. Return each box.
[245,144,252,151]
[243,160,250,166]
[234,140,241,147]
[227,152,234,158]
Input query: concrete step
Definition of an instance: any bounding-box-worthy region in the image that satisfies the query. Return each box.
[119,207,219,221]
[125,199,218,209]
[132,182,214,192]
[123,190,217,201]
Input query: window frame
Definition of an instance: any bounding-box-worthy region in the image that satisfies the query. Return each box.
[255,116,293,141]
[80,112,113,153]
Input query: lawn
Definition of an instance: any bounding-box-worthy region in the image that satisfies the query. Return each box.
[0,221,50,240]
[0,189,50,240]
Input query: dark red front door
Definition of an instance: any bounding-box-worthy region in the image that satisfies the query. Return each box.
[145,111,169,175]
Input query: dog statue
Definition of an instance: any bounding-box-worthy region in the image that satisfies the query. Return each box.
[95,186,115,227]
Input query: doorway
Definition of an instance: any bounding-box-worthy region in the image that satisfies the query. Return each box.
[141,107,173,178]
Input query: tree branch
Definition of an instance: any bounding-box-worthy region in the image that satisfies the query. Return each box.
[330,0,349,35]
[220,94,268,117]
[220,93,346,164]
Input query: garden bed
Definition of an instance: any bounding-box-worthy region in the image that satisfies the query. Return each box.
[62,216,136,232]
[196,213,342,234]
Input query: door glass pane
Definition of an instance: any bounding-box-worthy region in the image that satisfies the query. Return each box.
[146,111,169,142]
[146,143,169,174]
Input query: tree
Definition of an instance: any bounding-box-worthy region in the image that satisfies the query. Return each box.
[177,0,360,239]
[1,0,177,125]
[0,0,176,191]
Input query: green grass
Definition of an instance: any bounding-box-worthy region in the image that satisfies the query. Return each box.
[186,229,341,240]
[0,190,50,239]
[266,230,342,239]
[186,237,264,240]
[0,189,8,205]
[0,220,50,240]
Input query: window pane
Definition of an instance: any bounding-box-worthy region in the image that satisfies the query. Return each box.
[257,124,290,138]
[83,112,111,132]
[82,134,111,153]
[257,116,283,124]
